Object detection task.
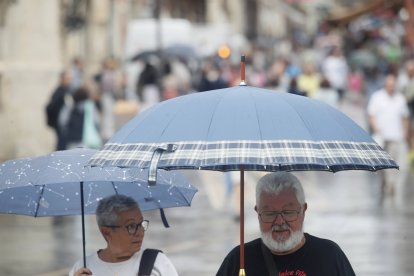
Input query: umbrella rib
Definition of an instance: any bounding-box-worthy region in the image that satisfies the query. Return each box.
[278,96,317,140]
[170,185,192,206]
[276,96,330,168]
[80,181,87,268]
[251,90,265,162]
[153,104,183,141]
[33,185,46,217]
[203,92,226,165]
[111,181,119,195]
[205,108,221,138]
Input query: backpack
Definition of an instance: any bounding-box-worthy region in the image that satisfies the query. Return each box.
[46,86,67,129]
[138,248,162,276]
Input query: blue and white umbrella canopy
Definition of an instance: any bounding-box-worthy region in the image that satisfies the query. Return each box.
[0,148,197,217]
[0,148,197,268]
[88,86,398,172]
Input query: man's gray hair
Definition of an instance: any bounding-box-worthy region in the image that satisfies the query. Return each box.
[256,172,306,205]
[96,194,139,227]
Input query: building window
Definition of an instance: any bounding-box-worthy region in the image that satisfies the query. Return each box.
[164,0,206,23]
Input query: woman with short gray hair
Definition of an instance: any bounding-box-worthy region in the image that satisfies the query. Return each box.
[69,194,178,276]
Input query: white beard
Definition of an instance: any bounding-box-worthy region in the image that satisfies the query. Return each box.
[261,225,304,253]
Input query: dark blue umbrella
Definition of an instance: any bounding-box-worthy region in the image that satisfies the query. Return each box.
[130,44,199,62]
[87,58,397,275]
[0,148,197,268]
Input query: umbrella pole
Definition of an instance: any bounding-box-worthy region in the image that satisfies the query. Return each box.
[239,55,246,276]
[80,181,86,268]
[239,166,245,276]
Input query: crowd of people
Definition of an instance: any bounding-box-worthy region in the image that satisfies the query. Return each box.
[46,48,413,200]
[46,56,126,151]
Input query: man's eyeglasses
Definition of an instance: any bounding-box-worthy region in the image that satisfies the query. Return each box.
[259,210,300,223]
[105,220,149,235]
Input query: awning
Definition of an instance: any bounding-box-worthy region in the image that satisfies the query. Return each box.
[326,0,404,24]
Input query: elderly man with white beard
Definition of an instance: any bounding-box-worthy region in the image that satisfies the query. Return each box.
[216,172,356,276]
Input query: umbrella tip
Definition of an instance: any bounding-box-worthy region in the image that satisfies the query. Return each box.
[239,55,246,86]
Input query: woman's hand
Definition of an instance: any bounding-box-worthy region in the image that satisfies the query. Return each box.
[74,267,92,276]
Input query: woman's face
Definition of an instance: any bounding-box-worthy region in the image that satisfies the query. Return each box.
[104,208,146,258]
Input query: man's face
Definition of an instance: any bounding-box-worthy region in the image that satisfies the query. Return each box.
[62,72,72,87]
[256,190,306,254]
[384,75,396,95]
[104,208,145,257]
[406,61,414,78]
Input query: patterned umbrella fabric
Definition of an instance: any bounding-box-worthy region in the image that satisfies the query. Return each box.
[0,148,197,216]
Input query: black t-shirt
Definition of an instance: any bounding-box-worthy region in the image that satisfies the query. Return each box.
[216,233,356,276]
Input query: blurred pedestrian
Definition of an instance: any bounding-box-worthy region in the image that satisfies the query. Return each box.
[197,59,228,92]
[162,73,180,100]
[367,73,409,199]
[287,78,307,97]
[322,47,349,101]
[347,68,364,106]
[136,59,160,102]
[169,58,192,95]
[363,67,384,107]
[297,63,320,98]
[63,86,102,149]
[95,57,123,142]
[314,77,339,108]
[266,59,291,91]
[45,70,72,150]
[69,194,178,276]
[216,172,356,276]
[397,59,414,161]
[69,57,85,93]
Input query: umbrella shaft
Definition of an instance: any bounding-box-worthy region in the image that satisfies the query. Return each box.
[80,182,86,268]
[240,167,245,270]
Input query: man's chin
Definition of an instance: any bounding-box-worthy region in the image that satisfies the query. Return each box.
[271,230,291,242]
[261,229,304,253]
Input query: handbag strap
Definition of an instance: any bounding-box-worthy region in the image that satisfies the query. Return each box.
[138,248,162,276]
[260,241,280,276]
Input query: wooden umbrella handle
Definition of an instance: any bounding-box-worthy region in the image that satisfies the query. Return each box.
[240,56,246,86]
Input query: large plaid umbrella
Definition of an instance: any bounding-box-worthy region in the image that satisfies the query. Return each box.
[87,86,396,171]
[87,60,397,275]
[0,148,197,268]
